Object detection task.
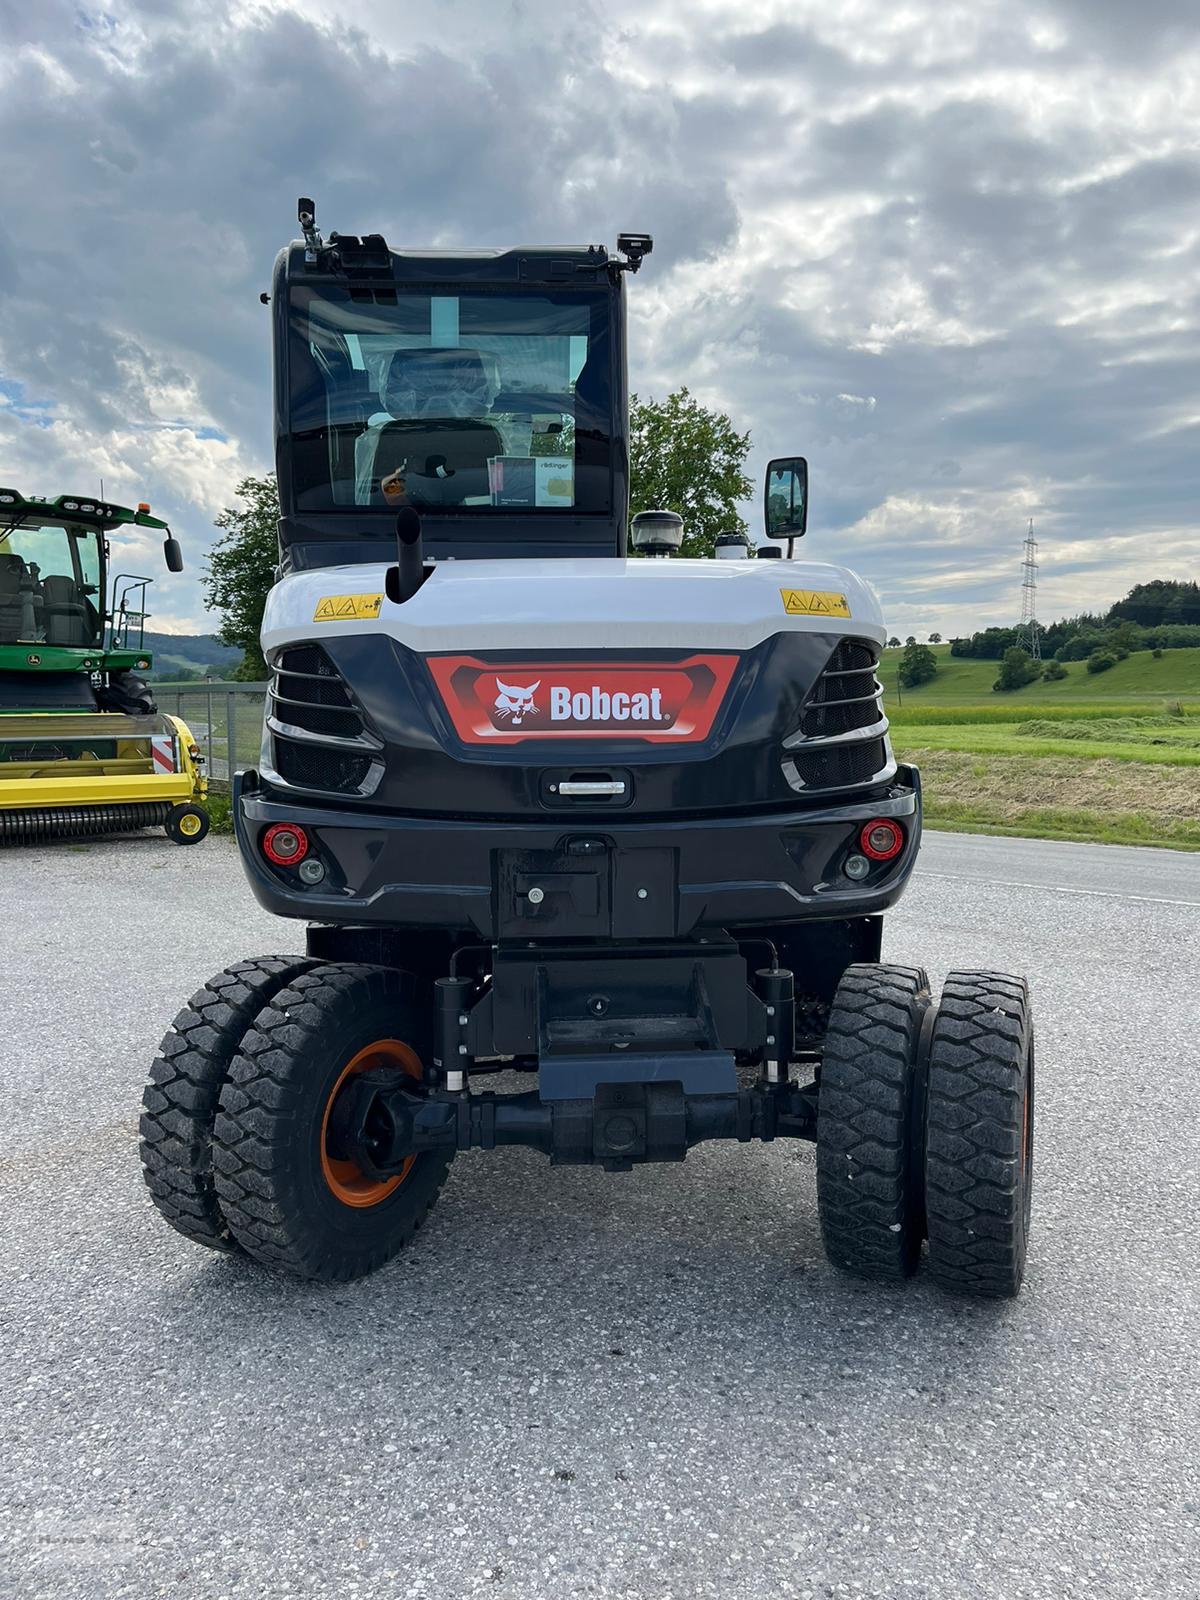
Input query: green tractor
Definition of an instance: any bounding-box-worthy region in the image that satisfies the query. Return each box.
[0,488,209,844]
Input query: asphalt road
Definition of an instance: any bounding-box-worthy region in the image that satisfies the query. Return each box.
[1,829,1197,1599]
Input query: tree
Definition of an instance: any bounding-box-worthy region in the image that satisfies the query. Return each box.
[993,646,1041,692]
[928,631,942,644]
[887,636,902,648]
[204,475,280,679]
[629,387,752,559]
[897,642,938,688]
[1108,579,1200,627]
[1042,659,1068,681]
[904,635,917,647]
[1086,649,1117,675]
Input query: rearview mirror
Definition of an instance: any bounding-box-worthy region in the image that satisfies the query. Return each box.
[764,457,808,547]
[163,537,184,573]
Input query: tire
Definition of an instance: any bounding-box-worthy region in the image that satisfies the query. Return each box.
[165,802,210,845]
[816,963,931,1281]
[212,964,454,1282]
[924,970,1034,1299]
[140,956,316,1252]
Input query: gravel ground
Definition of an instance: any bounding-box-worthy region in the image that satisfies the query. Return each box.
[1,829,1197,1599]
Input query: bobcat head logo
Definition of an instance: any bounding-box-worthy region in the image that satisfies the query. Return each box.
[493,677,540,726]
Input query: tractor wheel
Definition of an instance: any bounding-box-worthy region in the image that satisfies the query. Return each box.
[924,971,1034,1298]
[816,963,931,1281]
[165,802,210,845]
[140,956,316,1253]
[212,964,453,1282]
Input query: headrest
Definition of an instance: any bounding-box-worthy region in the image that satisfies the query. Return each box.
[384,347,496,417]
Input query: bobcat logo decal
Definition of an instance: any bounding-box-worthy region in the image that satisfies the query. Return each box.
[492,677,540,726]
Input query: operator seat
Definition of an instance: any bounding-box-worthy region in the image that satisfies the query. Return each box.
[41,574,91,645]
[369,348,504,504]
[0,553,41,642]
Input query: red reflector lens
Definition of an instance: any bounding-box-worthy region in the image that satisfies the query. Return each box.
[262,823,309,866]
[860,820,903,861]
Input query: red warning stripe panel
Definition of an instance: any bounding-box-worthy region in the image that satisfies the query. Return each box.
[150,734,176,773]
[426,654,739,745]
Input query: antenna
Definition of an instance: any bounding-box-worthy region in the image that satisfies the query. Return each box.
[1019,519,1041,660]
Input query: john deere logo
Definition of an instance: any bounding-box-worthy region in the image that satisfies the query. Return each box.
[26,653,41,665]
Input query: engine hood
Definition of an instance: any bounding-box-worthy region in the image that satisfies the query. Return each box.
[261,557,887,657]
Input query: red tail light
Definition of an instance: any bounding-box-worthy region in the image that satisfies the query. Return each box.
[859,819,904,861]
[262,823,309,866]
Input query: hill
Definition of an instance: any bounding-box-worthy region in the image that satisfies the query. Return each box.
[876,644,1200,850]
[142,632,241,680]
[878,644,1200,707]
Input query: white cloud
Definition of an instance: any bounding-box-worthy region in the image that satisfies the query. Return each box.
[0,0,1197,635]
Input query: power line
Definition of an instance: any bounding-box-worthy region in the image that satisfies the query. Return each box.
[1019,519,1041,659]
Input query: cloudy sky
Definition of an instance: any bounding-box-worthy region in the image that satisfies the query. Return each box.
[1,0,1197,637]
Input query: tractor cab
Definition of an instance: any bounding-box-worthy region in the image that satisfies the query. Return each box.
[0,491,207,846]
[271,200,649,571]
[0,490,183,677]
[0,509,104,654]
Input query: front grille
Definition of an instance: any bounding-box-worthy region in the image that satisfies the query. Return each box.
[782,638,891,794]
[824,639,875,674]
[787,738,888,790]
[278,644,340,678]
[274,700,363,740]
[268,642,380,796]
[800,639,881,739]
[275,741,373,794]
[281,673,353,708]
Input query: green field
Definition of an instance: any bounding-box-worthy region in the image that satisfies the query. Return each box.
[879,642,1200,705]
[883,646,1200,850]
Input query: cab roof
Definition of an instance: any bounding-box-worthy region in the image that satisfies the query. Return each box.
[0,489,169,533]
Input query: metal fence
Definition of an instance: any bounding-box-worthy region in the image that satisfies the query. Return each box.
[154,680,267,790]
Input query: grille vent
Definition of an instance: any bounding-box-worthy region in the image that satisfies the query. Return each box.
[268,644,380,796]
[783,639,892,793]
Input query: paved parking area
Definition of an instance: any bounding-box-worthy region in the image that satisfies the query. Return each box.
[1,831,1197,1598]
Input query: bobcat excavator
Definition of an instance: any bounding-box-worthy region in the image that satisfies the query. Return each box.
[141,200,1034,1294]
[0,490,208,843]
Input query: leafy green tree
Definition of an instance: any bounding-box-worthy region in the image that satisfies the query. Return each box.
[203,475,280,679]
[905,635,917,646]
[629,388,752,559]
[928,632,942,644]
[887,636,902,648]
[1108,579,1200,627]
[898,642,938,688]
[1042,659,1068,681]
[1086,649,1117,675]
[993,646,1041,692]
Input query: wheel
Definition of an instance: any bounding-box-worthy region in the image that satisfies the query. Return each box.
[165,802,210,845]
[140,956,316,1252]
[923,971,1034,1298]
[816,963,931,1281]
[212,964,454,1282]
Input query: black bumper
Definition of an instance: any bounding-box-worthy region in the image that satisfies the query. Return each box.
[235,766,922,936]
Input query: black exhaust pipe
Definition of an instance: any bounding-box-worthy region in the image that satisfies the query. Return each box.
[391,505,425,604]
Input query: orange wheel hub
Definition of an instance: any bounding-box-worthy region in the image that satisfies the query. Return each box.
[320,1039,422,1207]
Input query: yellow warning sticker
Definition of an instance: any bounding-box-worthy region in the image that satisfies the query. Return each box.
[313,592,384,623]
[780,588,852,619]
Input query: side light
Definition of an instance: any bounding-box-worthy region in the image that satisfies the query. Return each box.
[860,819,904,861]
[262,823,309,866]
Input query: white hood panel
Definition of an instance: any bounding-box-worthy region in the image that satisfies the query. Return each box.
[262,556,887,656]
